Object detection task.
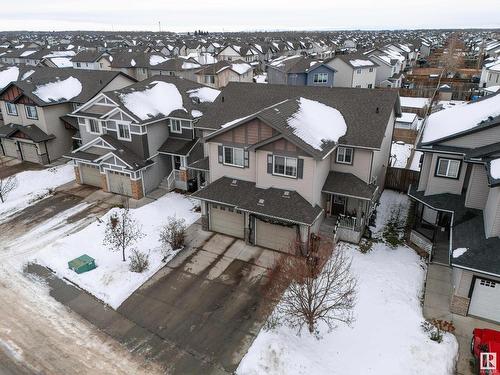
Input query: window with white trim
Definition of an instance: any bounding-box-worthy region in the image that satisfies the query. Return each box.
[273,155,297,178]
[6,102,18,116]
[313,72,328,83]
[25,105,38,120]
[336,147,353,164]
[435,158,460,179]
[170,119,182,133]
[204,75,215,84]
[223,146,244,167]
[117,123,131,140]
[88,119,101,134]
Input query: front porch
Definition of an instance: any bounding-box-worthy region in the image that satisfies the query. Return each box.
[320,171,378,243]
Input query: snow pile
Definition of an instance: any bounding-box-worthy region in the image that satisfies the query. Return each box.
[400,96,430,109]
[20,50,36,57]
[422,94,500,143]
[391,141,413,168]
[0,66,19,89]
[231,63,252,74]
[149,55,168,66]
[182,61,201,70]
[130,59,136,67]
[255,73,267,84]
[120,81,185,120]
[33,192,200,309]
[33,77,83,103]
[452,248,468,258]
[398,112,417,124]
[191,110,203,118]
[349,59,374,67]
[238,190,458,375]
[21,70,35,80]
[490,158,500,179]
[187,87,220,103]
[0,164,75,220]
[287,97,347,151]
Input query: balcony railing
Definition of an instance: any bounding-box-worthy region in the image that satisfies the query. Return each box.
[337,214,357,231]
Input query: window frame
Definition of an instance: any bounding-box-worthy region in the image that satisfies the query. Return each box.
[88,119,102,135]
[25,105,38,120]
[313,72,328,83]
[336,146,354,165]
[272,155,298,178]
[5,102,18,116]
[117,122,131,141]
[204,75,215,84]
[434,157,461,179]
[223,146,244,168]
[170,119,182,134]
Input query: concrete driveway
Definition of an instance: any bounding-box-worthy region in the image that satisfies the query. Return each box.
[118,226,280,374]
[28,222,282,374]
[0,157,44,179]
[424,264,500,375]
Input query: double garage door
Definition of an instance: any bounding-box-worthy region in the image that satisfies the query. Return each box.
[209,204,298,253]
[210,204,245,238]
[255,219,297,254]
[468,277,500,323]
[107,170,133,197]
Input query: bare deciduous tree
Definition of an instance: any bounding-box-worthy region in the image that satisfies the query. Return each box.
[103,209,144,262]
[0,175,17,203]
[265,242,357,338]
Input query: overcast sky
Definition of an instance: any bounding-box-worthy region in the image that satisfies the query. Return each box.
[1,0,499,32]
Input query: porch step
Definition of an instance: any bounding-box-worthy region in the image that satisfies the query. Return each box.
[159,175,174,191]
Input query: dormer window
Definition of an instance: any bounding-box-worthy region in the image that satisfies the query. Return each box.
[170,119,182,134]
[117,122,131,141]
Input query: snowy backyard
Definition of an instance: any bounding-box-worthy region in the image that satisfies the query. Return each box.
[237,191,458,375]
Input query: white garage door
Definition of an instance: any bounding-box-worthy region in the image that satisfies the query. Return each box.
[2,139,18,158]
[255,219,298,253]
[19,142,39,163]
[107,170,133,196]
[210,204,244,238]
[80,164,101,187]
[469,278,500,322]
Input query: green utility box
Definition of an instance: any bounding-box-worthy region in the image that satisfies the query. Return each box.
[68,254,96,274]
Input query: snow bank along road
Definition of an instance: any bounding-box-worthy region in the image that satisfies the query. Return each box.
[0,183,161,375]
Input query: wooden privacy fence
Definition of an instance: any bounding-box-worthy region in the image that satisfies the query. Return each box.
[385,167,420,192]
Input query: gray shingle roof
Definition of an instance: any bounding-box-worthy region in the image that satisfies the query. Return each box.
[158,137,198,156]
[322,171,377,200]
[196,83,400,150]
[0,123,55,142]
[192,177,323,225]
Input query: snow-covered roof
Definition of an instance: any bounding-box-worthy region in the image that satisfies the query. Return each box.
[287,97,347,151]
[230,62,252,75]
[119,81,185,121]
[396,112,417,123]
[349,59,375,67]
[149,55,169,66]
[33,76,83,103]
[422,94,500,144]
[187,87,220,103]
[0,66,19,89]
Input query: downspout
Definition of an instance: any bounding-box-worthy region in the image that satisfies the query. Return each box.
[44,141,51,164]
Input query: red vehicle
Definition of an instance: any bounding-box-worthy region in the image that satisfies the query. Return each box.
[472,328,500,374]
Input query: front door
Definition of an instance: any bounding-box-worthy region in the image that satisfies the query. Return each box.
[173,155,182,170]
[331,195,346,215]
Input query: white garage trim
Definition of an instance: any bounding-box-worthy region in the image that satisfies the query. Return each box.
[209,204,245,239]
[468,276,500,323]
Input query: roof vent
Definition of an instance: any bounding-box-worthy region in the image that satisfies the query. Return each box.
[282,191,290,198]
[221,96,224,103]
[375,107,379,114]
[230,179,237,186]
[257,198,265,206]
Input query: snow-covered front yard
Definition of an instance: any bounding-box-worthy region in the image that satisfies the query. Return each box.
[32,192,200,309]
[237,191,458,375]
[0,164,74,220]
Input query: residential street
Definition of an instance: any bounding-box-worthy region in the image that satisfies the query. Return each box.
[0,182,160,375]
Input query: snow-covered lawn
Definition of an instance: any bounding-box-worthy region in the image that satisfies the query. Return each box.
[237,190,458,375]
[390,141,413,168]
[0,164,74,220]
[32,192,200,309]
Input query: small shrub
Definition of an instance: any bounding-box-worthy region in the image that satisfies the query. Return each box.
[128,249,150,273]
[159,216,187,254]
[382,205,405,248]
[359,239,374,254]
[421,319,454,343]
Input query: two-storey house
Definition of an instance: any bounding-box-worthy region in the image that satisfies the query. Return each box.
[64,76,220,200]
[195,60,253,89]
[192,83,400,254]
[0,68,135,164]
[267,56,337,88]
[325,55,377,89]
[408,93,500,323]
